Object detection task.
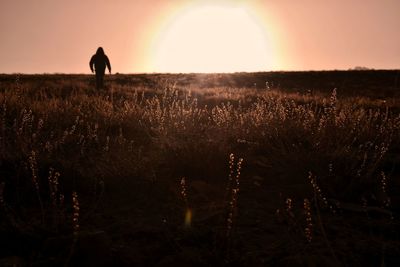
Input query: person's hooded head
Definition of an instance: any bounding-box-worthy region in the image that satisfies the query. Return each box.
[96,47,105,55]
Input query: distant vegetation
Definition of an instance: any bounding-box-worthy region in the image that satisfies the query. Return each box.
[0,72,399,266]
[351,66,373,71]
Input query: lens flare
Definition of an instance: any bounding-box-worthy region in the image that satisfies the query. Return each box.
[184,208,192,228]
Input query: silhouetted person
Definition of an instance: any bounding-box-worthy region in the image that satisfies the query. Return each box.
[90,47,111,89]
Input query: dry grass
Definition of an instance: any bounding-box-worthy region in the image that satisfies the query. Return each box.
[0,73,399,266]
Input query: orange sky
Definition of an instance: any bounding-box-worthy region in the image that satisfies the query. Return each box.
[0,0,399,73]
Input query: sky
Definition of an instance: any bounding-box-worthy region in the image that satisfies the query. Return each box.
[0,0,399,73]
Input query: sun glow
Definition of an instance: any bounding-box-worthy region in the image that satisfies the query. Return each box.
[149,3,275,73]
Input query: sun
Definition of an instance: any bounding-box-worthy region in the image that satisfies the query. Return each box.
[149,3,274,73]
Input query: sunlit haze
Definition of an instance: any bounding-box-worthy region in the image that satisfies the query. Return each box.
[150,4,273,73]
[0,0,399,73]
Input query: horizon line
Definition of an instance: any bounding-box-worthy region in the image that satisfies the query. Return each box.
[1,68,400,75]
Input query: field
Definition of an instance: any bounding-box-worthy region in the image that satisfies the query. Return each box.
[1,71,400,266]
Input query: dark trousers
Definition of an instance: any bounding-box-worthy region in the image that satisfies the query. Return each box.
[95,71,105,89]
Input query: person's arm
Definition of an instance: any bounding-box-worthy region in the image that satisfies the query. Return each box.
[105,56,111,74]
[89,55,95,73]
